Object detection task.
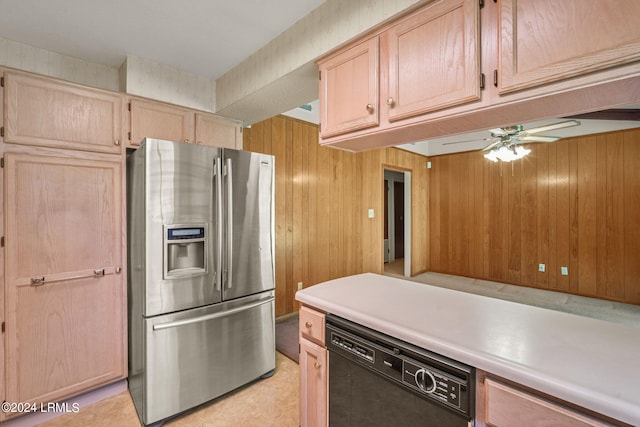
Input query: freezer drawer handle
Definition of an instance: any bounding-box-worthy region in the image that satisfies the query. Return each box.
[152,297,275,331]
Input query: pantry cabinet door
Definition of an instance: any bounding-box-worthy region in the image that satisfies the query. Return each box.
[129,98,194,146]
[3,153,126,409]
[499,0,640,93]
[3,72,124,154]
[195,112,242,148]
[319,37,379,139]
[385,0,480,122]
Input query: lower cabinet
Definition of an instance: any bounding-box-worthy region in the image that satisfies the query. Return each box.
[299,305,327,427]
[2,151,126,418]
[482,376,621,427]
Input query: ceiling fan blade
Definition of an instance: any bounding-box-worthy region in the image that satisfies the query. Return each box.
[482,139,504,151]
[488,127,507,136]
[518,135,560,143]
[442,136,497,146]
[521,119,580,135]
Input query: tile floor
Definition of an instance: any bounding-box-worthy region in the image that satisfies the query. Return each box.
[36,352,299,427]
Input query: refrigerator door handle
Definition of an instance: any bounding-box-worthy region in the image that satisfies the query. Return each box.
[225,157,233,289]
[214,157,223,291]
[152,297,275,331]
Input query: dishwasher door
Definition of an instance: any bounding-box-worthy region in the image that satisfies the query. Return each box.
[329,352,472,427]
[140,292,275,425]
[326,314,473,427]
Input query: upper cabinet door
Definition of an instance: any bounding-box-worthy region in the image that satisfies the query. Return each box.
[385,0,480,122]
[129,98,194,146]
[499,0,640,94]
[195,112,242,149]
[3,72,124,154]
[319,37,379,139]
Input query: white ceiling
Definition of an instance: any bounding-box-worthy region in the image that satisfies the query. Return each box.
[0,0,325,80]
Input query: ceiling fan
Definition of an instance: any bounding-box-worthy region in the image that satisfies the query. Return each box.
[445,119,581,162]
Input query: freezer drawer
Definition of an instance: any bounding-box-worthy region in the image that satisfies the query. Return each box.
[139,292,275,425]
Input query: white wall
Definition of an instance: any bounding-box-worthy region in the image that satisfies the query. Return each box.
[121,55,216,112]
[0,37,119,91]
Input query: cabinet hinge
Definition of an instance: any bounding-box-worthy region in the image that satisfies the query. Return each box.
[0,157,4,168]
[493,69,498,87]
[0,126,3,137]
[1,322,4,333]
[479,0,484,8]
[128,131,132,141]
[0,76,4,87]
[128,102,131,111]
[318,123,321,133]
[480,73,485,90]
[0,236,4,247]
[319,71,321,81]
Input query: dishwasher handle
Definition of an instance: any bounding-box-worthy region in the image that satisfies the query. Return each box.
[152,297,274,331]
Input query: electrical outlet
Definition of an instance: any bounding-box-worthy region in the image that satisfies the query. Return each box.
[538,263,545,272]
[561,266,569,276]
[297,282,303,291]
[368,209,375,219]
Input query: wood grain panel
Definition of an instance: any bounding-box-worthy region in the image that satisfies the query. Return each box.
[605,133,624,300]
[429,128,640,305]
[624,130,640,304]
[245,116,429,316]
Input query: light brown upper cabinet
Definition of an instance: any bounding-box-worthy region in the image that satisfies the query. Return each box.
[195,112,243,149]
[319,37,380,138]
[128,98,195,146]
[318,0,479,140]
[129,98,243,149]
[499,0,640,94]
[3,71,124,154]
[384,0,480,122]
[317,0,640,151]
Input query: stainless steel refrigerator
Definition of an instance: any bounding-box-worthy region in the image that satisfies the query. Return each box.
[126,138,276,426]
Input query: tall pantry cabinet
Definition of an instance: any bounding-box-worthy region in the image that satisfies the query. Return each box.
[0,70,127,419]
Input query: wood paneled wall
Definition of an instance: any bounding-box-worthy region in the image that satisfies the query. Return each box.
[244,116,429,316]
[429,128,640,305]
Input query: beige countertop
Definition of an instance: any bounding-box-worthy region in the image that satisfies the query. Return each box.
[295,273,640,426]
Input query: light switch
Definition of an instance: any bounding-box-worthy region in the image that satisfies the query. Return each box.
[561,266,569,276]
[538,264,545,272]
[368,209,375,219]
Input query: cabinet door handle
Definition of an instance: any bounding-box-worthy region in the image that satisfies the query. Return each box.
[366,104,374,112]
[114,139,120,146]
[305,321,313,328]
[31,276,45,286]
[27,267,115,286]
[314,361,321,369]
[386,97,395,107]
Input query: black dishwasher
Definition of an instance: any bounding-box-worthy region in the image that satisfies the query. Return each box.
[326,314,474,427]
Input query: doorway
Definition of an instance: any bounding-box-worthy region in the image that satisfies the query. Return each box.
[383,169,411,277]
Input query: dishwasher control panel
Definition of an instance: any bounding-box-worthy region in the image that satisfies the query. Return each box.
[402,360,466,409]
[330,333,374,363]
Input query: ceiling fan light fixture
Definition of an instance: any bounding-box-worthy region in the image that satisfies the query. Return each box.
[484,144,531,162]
